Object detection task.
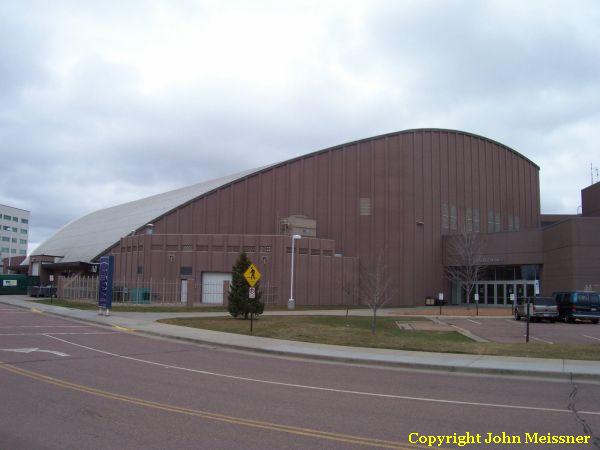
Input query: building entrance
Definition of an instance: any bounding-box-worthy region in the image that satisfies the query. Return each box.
[458,280,537,306]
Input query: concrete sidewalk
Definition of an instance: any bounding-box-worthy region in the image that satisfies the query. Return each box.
[2,295,599,381]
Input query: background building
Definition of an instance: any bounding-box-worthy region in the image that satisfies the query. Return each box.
[25,129,600,306]
[1,204,30,274]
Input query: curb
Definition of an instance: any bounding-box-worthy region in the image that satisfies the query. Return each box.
[2,299,600,382]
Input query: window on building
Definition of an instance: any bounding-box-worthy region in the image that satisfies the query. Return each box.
[2,226,9,231]
[11,238,16,243]
[508,215,514,231]
[466,208,473,232]
[12,227,17,232]
[137,265,143,275]
[514,216,520,231]
[20,239,27,245]
[359,198,371,216]
[3,214,11,220]
[473,209,480,232]
[180,266,192,276]
[441,204,449,229]
[20,229,27,234]
[21,218,28,224]
[1,247,9,253]
[488,211,494,233]
[12,216,18,222]
[10,248,16,254]
[450,205,457,230]
[495,213,501,232]
[1,237,9,242]
[19,250,26,255]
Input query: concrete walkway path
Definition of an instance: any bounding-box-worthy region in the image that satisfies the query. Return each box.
[2,295,599,381]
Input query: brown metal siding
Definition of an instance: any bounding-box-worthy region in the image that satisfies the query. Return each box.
[582,182,600,216]
[141,130,539,306]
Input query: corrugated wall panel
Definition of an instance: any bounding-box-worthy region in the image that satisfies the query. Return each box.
[142,129,540,305]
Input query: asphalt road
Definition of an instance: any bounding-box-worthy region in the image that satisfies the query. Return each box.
[1,306,600,449]
[439,317,600,344]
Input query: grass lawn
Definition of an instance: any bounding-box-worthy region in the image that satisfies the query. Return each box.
[159,315,600,361]
[31,298,368,313]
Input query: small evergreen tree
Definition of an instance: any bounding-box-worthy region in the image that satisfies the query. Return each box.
[228,252,263,319]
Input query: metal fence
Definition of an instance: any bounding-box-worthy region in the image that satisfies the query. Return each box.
[57,275,279,306]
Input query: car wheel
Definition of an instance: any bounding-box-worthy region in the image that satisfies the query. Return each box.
[591,319,599,324]
[567,316,576,324]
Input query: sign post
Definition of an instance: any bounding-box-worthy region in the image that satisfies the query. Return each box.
[438,292,444,315]
[243,263,261,333]
[98,255,114,316]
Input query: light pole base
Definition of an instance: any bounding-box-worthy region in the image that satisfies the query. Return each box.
[288,298,295,310]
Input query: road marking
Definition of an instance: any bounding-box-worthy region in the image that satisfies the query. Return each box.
[112,325,135,332]
[584,335,600,342]
[30,308,43,314]
[466,319,481,325]
[0,362,425,450]
[1,348,70,357]
[0,325,92,328]
[45,335,600,417]
[0,332,116,336]
[525,336,554,345]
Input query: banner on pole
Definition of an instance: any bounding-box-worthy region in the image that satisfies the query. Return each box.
[98,256,114,309]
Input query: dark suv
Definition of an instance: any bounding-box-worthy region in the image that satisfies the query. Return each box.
[553,291,600,324]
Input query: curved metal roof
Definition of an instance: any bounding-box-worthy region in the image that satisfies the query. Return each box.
[29,167,265,264]
[29,128,536,265]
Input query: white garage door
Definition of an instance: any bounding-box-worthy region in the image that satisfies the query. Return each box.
[201,272,232,304]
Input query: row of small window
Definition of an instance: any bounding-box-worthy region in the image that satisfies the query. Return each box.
[2,225,28,234]
[442,204,520,233]
[1,237,27,244]
[122,244,273,253]
[2,214,28,224]
[1,248,26,255]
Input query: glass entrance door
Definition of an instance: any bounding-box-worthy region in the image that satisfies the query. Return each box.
[461,281,537,306]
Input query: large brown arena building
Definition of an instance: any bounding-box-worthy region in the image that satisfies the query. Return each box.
[25,129,600,307]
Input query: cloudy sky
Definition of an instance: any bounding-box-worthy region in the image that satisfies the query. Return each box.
[1,0,599,252]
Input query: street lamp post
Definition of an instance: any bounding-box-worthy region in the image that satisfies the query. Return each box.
[288,234,301,310]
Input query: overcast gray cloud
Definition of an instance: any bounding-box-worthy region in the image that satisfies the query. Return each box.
[1,0,599,252]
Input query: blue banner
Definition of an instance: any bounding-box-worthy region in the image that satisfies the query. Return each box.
[98,255,114,309]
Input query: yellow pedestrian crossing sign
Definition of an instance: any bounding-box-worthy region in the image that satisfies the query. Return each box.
[243,263,261,287]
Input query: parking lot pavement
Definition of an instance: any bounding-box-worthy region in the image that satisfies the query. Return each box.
[439,316,600,344]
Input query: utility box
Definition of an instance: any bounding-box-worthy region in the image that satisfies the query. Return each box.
[280,215,317,237]
[129,288,151,304]
[0,274,30,295]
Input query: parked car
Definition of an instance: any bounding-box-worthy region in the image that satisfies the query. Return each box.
[553,291,600,324]
[514,296,558,322]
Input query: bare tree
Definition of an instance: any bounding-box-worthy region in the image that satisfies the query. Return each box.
[444,227,485,315]
[359,251,396,334]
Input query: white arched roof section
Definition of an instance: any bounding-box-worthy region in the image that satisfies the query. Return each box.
[28,167,265,264]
